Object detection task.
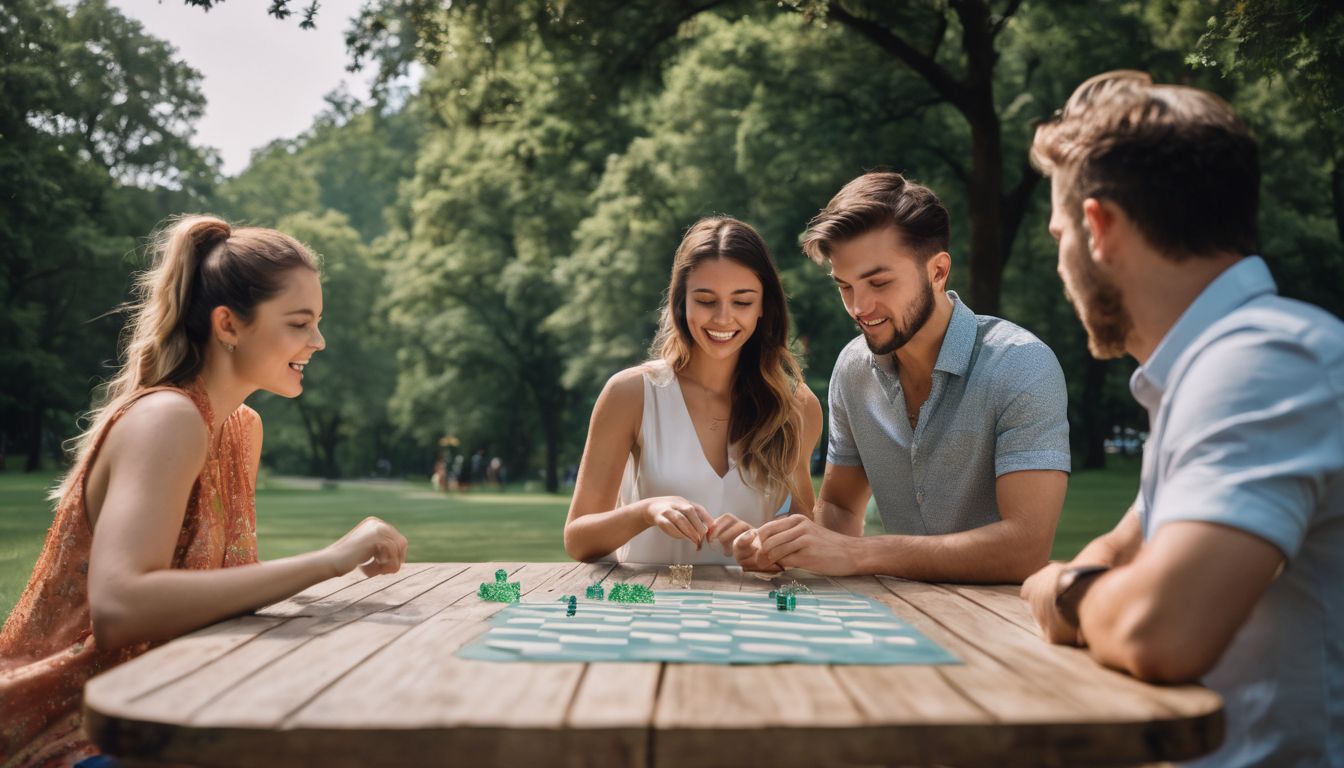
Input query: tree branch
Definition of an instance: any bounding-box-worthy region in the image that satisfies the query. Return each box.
[928,144,970,186]
[826,2,969,110]
[999,158,1042,266]
[991,0,1026,39]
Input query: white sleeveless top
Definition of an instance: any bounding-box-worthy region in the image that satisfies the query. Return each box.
[609,362,789,565]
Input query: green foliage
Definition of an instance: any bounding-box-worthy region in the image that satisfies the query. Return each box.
[551,13,949,388]
[217,93,423,241]
[381,7,632,490]
[1191,0,1344,122]
[0,0,214,470]
[1189,0,1344,272]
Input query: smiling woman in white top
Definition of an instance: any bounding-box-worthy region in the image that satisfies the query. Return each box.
[563,217,823,567]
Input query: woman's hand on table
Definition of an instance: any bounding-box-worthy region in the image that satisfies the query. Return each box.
[324,517,409,577]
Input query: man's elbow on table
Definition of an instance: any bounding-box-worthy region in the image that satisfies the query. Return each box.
[1087,595,1221,684]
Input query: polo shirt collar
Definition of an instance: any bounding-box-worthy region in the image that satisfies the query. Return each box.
[934,291,976,377]
[868,290,975,379]
[1130,256,1276,412]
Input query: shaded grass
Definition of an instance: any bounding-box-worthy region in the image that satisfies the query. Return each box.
[0,460,1138,619]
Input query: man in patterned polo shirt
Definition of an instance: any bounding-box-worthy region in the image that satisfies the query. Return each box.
[737,171,1071,581]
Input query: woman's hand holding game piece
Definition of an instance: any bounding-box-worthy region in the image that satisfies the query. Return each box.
[646,496,714,549]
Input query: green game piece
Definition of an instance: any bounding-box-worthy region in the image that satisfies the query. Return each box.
[768,590,777,599]
[607,582,655,604]
[585,584,605,600]
[787,593,797,611]
[478,576,521,602]
[566,595,578,617]
[776,592,788,611]
[494,568,508,583]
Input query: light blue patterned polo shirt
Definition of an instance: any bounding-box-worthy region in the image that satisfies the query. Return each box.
[1129,256,1344,768]
[827,291,1071,534]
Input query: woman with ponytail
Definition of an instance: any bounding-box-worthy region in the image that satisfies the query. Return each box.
[0,216,408,767]
[563,217,822,568]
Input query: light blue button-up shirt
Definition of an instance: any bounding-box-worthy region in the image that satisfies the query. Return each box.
[827,291,1071,535]
[1131,256,1344,768]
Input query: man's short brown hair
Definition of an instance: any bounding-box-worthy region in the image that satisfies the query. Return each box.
[1031,70,1259,258]
[802,172,950,265]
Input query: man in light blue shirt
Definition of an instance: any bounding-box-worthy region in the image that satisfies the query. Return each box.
[1022,70,1344,766]
[739,172,1071,582]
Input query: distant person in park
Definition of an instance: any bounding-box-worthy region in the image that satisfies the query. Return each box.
[564,217,823,564]
[741,172,1071,580]
[1020,71,1344,766]
[0,216,408,767]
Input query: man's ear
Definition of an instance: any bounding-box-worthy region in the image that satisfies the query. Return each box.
[211,306,242,348]
[1081,198,1121,266]
[927,251,952,292]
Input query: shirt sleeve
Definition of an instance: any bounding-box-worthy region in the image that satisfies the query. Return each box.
[1149,331,1344,560]
[994,342,1072,476]
[826,353,862,467]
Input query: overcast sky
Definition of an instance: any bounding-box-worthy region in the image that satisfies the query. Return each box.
[111,0,378,176]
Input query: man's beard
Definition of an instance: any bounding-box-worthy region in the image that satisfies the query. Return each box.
[864,277,936,356]
[1061,227,1131,359]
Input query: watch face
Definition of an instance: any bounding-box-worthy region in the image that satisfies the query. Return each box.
[1055,565,1110,627]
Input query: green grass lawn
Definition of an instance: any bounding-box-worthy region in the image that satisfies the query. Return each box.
[0,460,1138,619]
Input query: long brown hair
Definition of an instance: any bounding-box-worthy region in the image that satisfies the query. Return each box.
[54,215,318,498]
[650,217,804,502]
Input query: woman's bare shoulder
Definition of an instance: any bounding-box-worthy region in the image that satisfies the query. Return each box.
[105,391,209,466]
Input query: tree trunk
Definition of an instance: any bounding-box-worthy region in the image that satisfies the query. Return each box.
[25,408,42,472]
[541,402,561,493]
[958,0,1006,316]
[320,413,342,479]
[1332,161,1344,244]
[965,111,1005,315]
[1078,355,1108,470]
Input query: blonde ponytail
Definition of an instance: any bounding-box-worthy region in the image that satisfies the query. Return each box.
[53,215,317,499]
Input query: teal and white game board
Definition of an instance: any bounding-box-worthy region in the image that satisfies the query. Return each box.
[458,589,959,665]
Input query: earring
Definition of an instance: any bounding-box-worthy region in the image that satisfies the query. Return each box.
[222,340,235,353]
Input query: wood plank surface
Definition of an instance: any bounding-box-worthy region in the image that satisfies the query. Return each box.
[653,566,875,768]
[85,564,1224,768]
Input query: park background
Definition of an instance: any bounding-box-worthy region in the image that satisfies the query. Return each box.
[2,0,1341,617]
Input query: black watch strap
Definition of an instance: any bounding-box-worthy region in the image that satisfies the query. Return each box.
[1054,565,1111,629]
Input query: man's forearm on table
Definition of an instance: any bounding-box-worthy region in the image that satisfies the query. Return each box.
[852,520,1050,582]
[816,498,865,537]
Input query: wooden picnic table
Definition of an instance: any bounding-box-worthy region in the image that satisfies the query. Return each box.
[84,562,1223,767]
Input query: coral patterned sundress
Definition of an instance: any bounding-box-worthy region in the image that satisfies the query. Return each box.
[0,382,259,767]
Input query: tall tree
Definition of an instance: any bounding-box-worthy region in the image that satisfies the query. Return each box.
[1,0,214,471]
[380,9,625,490]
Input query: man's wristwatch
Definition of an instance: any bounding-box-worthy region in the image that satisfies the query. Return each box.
[1054,564,1111,629]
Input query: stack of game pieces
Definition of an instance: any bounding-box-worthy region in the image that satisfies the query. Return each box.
[477,568,521,602]
[770,581,809,611]
[585,583,605,600]
[607,582,655,604]
[566,595,578,617]
[668,564,693,589]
